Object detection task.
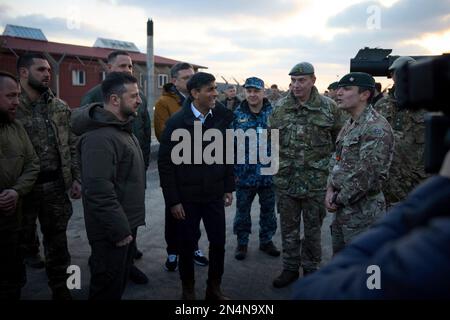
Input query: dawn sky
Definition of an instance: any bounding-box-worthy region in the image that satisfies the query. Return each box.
[1,0,449,91]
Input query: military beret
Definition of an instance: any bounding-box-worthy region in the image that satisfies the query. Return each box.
[243,77,264,90]
[338,72,375,88]
[327,81,339,90]
[288,62,315,76]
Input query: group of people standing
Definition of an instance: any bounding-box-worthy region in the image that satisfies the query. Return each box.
[0,49,427,300]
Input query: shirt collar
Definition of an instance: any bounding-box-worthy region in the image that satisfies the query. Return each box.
[191,103,213,124]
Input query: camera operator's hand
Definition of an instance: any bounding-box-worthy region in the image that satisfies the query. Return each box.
[439,150,450,179]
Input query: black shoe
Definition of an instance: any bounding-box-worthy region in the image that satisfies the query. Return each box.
[193,250,208,266]
[259,241,280,257]
[235,245,247,260]
[129,265,149,284]
[135,249,143,260]
[24,253,45,269]
[164,255,178,272]
[272,270,299,288]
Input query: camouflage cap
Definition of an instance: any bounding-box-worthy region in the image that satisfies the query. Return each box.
[288,62,315,76]
[389,56,416,71]
[327,81,339,90]
[338,72,375,88]
[243,77,264,90]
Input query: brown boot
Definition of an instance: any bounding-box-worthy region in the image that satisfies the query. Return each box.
[205,279,230,301]
[181,279,196,300]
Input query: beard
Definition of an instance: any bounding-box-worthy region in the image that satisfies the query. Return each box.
[119,102,137,119]
[0,108,12,124]
[28,74,49,93]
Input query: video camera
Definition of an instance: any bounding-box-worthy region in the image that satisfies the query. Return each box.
[351,48,450,173]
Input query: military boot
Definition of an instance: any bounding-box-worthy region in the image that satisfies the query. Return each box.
[181,279,196,300]
[205,279,230,301]
[272,270,299,288]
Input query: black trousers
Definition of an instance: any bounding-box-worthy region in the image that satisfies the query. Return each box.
[177,200,225,282]
[165,206,200,255]
[88,228,137,300]
[0,214,26,300]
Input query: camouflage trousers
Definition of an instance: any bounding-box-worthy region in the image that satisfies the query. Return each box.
[20,179,72,290]
[277,192,326,273]
[0,208,26,300]
[233,185,277,246]
[331,192,386,254]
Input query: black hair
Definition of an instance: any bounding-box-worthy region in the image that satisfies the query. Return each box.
[358,87,375,104]
[107,50,130,64]
[170,62,194,79]
[375,82,382,92]
[186,72,215,97]
[17,53,47,73]
[101,72,138,103]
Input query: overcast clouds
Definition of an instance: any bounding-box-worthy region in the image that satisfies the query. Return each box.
[1,0,449,90]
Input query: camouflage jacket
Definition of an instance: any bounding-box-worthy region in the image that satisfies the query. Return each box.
[374,93,427,174]
[17,89,80,190]
[269,87,344,197]
[328,105,394,207]
[231,98,273,187]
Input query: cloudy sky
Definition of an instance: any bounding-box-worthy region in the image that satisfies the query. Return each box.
[1,0,449,91]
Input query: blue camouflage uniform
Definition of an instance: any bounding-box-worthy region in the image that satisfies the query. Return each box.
[231,98,277,246]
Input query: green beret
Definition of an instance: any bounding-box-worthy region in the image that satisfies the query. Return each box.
[289,62,315,76]
[338,72,375,88]
[327,81,339,90]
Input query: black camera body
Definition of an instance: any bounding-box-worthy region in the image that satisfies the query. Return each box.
[395,54,450,173]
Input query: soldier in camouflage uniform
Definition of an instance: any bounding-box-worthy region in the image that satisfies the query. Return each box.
[374,56,428,207]
[326,72,394,254]
[16,53,81,300]
[269,62,344,288]
[231,77,279,261]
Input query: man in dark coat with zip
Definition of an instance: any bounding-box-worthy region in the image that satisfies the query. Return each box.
[158,72,235,300]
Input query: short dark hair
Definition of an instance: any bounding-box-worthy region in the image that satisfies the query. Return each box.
[170,62,194,79]
[0,71,19,85]
[358,87,375,103]
[186,72,215,97]
[107,50,130,64]
[271,84,278,89]
[101,72,138,103]
[17,53,47,73]
[375,82,382,92]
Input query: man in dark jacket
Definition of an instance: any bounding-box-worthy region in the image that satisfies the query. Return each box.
[292,150,450,299]
[220,84,241,111]
[80,50,149,283]
[158,72,234,300]
[72,72,146,300]
[0,71,39,300]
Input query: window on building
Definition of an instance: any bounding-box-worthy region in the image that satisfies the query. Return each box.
[72,70,86,86]
[158,74,169,88]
